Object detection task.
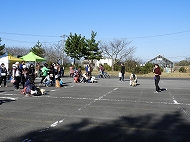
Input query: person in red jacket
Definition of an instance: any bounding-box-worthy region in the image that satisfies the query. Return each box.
[153,64,161,93]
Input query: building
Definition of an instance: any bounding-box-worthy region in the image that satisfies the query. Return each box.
[95,57,113,68]
[147,55,174,71]
[147,55,174,72]
[82,57,113,70]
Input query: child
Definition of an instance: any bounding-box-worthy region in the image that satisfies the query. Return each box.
[59,78,64,87]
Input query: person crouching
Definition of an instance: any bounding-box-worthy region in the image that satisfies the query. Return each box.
[129,73,137,87]
[24,77,37,96]
[73,70,79,83]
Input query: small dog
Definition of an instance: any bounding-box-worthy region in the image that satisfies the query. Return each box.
[131,80,137,87]
[55,75,60,88]
[40,88,46,95]
[55,79,60,88]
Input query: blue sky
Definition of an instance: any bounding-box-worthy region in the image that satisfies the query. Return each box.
[1,0,190,62]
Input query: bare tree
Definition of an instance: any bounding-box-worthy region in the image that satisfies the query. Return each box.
[43,43,70,64]
[5,46,30,57]
[43,43,60,63]
[100,38,136,70]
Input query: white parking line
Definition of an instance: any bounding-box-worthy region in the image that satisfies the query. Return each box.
[0,97,18,100]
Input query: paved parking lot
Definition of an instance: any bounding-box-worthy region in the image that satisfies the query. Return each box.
[0,77,190,142]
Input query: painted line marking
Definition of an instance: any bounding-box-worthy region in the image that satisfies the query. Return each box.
[0,97,18,100]
[173,100,180,104]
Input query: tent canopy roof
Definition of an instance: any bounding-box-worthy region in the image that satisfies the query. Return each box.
[8,54,23,62]
[20,52,46,62]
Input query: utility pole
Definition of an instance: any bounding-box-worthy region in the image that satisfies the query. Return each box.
[60,35,68,65]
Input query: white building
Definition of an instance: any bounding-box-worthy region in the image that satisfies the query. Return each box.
[82,57,113,70]
[94,57,113,69]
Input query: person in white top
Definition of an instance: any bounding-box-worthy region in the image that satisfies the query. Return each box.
[12,62,21,90]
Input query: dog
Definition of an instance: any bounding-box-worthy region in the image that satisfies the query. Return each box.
[55,75,60,88]
[55,79,60,88]
[40,88,46,95]
[131,80,137,87]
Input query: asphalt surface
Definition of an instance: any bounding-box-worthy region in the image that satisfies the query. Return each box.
[0,76,190,142]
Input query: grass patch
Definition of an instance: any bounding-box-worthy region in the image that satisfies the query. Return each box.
[64,70,190,78]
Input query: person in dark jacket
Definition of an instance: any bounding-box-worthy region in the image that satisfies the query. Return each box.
[153,64,161,93]
[0,63,8,87]
[24,76,36,96]
[120,63,125,82]
[28,64,35,81]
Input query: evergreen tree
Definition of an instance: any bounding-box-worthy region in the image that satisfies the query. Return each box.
[0,38,5,55]
[31,40,45,57]
[65,33,86,64]
[85,31,102,63]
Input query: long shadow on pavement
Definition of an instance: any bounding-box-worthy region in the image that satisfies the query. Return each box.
[5,110,190,142]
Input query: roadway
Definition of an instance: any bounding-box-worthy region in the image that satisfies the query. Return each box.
[0,76,190,142]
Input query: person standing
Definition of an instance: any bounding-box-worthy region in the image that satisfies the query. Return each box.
[21,65,28,89]
[60,65,64,77]
[153,64,161,93]
[28,64,35,81]
[120,63,125,82]
[35,63,40,78]
[69,64,74,77]
[98,64,103,78]
[0,63,8,87]
[12,62,22,90]
[19,60,25,85]
[88,64,92,77]
[54,63,60,76]
[85,64,89,75]
[40,64,50,84]
[19,60,25,71]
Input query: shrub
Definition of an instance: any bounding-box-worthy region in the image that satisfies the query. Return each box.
[103,64,112,71]
[179,67,187,73]
[113,64,120,71]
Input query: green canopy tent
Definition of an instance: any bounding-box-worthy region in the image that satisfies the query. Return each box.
[20,52,46,62]
[20,52,46,70]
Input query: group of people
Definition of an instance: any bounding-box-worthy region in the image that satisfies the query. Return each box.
[39,63,65,88]
[118,63,138,86]
[69,64,97,83]
[118,63,162,93]
[0,60,162,93]
[0,61,43,96]
[0,61,66,95]
[11,61,36,90]
[0,61,36,90]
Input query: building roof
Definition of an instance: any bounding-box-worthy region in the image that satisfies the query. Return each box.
[147,55,174,68]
